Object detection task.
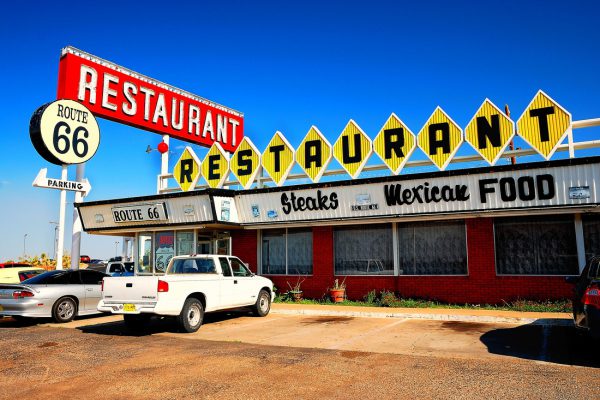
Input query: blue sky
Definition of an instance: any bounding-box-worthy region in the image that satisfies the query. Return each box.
[1,0,599,260]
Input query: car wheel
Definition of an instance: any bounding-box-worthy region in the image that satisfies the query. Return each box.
[177,298,204,333]
[52,297,77,323]
[123,314,151,332]
[253,289,271,317]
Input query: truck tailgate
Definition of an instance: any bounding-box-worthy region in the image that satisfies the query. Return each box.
[102,276,159,304]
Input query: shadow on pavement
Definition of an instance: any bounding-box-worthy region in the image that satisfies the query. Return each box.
[480,319,600,368]
[0,313,109,328]
[76,310,254,337]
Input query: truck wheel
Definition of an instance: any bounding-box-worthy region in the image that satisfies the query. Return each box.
[52,297,77,323]
[177,298,204,333]
[123,314,151,332]
[253,289,271,317]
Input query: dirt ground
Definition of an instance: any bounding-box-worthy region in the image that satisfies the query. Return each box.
[0,313,598,400]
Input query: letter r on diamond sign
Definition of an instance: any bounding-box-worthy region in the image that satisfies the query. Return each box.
[173,147,201,191]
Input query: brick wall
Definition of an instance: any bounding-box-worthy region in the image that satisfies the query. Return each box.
[230,229,257,273]
[240,218,574,304]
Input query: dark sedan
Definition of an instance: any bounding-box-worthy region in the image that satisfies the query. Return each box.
[566,257,600,338]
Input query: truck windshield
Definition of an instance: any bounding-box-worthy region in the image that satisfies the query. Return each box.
[170,258,216,274]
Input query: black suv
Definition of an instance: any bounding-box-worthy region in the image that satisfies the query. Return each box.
[566,257,600,338]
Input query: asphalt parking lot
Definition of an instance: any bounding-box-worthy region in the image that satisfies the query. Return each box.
[1,311,599,399]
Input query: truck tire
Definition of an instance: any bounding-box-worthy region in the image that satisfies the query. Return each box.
[52,297,77,323]
[253,289,271,317]
[123,314,151,332]
[177,298,204,333]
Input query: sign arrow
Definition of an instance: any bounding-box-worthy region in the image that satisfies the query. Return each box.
[32,168,92,196]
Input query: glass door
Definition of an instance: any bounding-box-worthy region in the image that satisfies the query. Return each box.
[197,235,212,254]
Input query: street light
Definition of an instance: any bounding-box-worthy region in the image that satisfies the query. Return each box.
[23,234,28,258]
[49,221,58,260]
[115,241,120,257]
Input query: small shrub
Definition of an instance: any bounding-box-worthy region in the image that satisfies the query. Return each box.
[379,290,398,307]
[364,290,378,304]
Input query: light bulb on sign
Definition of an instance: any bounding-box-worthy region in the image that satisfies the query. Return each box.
[157,142,169,154]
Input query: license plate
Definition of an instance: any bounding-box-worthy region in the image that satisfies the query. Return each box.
[123,304,136,312]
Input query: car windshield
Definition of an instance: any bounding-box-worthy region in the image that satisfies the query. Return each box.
[21,270,68,284]
[170,258,216,274]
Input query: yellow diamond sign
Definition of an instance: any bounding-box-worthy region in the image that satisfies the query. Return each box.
[517,90,571,160]
[465,99,515,165]
[230,137,261,189]
[173,147,202,191]
[262,131,295,186]
[333,120,372,179]
[201,142,229,188]
[373,113,416,174]
[296,126,332,183]
[417,107,463,171]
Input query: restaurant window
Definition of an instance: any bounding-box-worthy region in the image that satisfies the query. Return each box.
[176,231,194,256]
[261,228,312,275]
[334,224,393,275]
[155,231,174,273]
[583,214,600,261]
[397,220,467,275]
[495,216,578,275]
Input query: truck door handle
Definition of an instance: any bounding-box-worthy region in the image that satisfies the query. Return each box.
[86,288,93,291]
[126,283,133,288]
[234,280,238,284]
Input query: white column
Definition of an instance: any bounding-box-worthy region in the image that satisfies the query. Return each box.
[567,126,575,158]
[56,165,68,270]
[121,238,128,260]
[70,163,85,270]
[161,135,170,191]
[574,214,586,273]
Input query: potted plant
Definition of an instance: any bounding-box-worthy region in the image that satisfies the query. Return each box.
[329,277,347,303]
[287,277,306,302]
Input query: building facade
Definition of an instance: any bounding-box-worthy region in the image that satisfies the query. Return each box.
[77,157,600,304]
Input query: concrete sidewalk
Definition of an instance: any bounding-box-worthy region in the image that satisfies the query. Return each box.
[271,302,572,325]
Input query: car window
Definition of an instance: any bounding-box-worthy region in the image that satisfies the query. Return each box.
[21,270,62,284]
[80,270,107,284]
[229,258,251,277]
[124,262,134,273]
[109,263,124,273]
[170,258,216,274]
[219,257,232,277]
[589,261,600,279]
[45,271,81,284]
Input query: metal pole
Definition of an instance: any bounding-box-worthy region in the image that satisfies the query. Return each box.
[23,234,28,258]
[504,104,516,165]
[56,165,68,270]
[70,163,85,270]
[115,241,119,257]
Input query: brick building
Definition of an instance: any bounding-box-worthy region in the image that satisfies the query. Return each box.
[77,156,600,304]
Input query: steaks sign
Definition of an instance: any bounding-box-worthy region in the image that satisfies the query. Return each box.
[57,47,244,152]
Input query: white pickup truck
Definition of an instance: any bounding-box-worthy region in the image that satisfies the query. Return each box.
[98,254,275,332]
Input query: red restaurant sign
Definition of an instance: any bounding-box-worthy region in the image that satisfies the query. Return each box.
[56,47,244,152]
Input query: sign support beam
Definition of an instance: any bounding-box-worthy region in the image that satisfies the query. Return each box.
[56,165,68,270]
[70,163,85,270]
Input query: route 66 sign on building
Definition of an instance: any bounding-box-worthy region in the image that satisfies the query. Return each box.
[30,99,100,165]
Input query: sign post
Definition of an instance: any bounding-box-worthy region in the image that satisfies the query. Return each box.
[30,99,100,270]
[56,166,68,270]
